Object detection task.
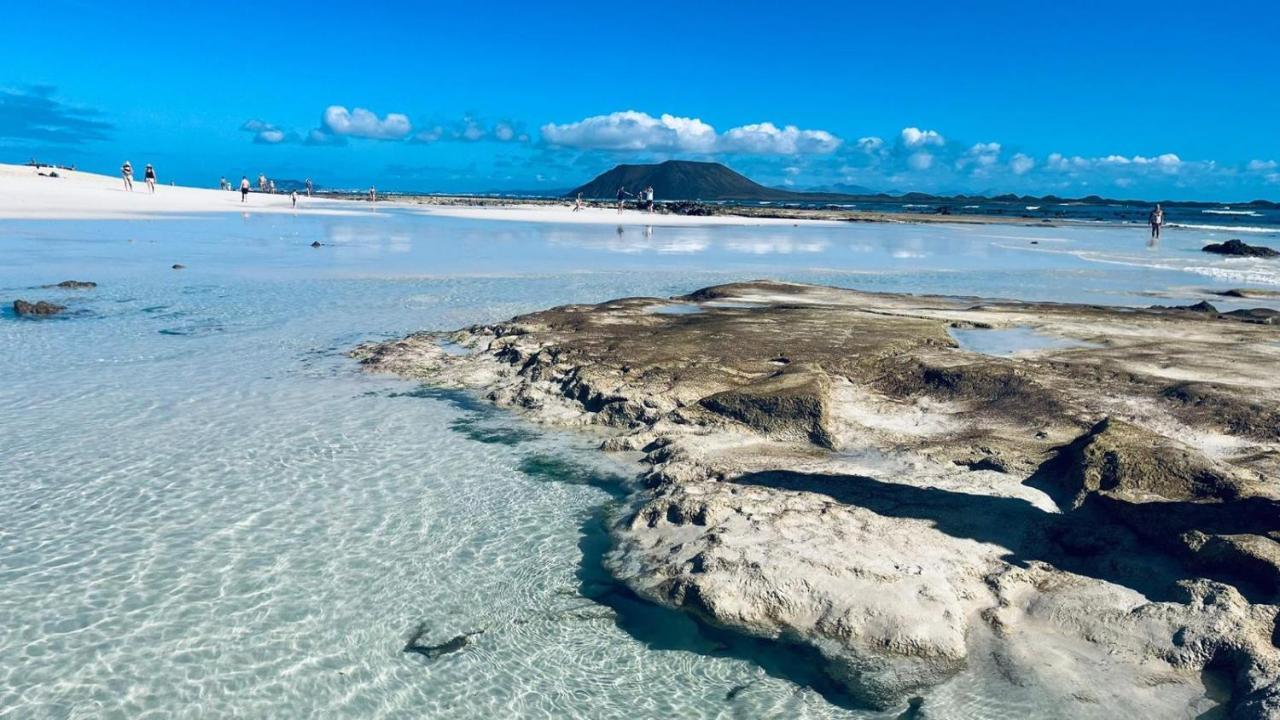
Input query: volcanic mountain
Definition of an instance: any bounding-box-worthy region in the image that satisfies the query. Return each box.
[566,160,837,202]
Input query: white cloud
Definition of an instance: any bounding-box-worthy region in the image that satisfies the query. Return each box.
[719,122,842,154]
[962,140,1003,163]
[1009,153,1035,175]
[908,151,934,170]
[322,105,412,140]
[411,125,444,143]
[255,129,286,144]
[540,110,840,155]
[494,121,516,142]
[901,127,945,148]
[541,110,716,152]
[1247,159,1278,171]
[304,128,345,146]
[857,136,885,154]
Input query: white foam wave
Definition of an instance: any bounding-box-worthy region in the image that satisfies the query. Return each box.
[1167,223,1279,234]
[1202,209,1261,217]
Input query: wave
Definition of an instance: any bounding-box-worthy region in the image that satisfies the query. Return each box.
[1025,206,1041,210]
[1167,223,1279,234]
[1202,209,1262,217]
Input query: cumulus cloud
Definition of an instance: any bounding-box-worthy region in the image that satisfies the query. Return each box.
[908,151,934,170]
[304,128,346,146]
[0,86,113,144]
[1009,153,1035,175]
[322,105,412,140]
[239,118,299,145]
[901,127,944,148]
[542,110,717,152]
[856,136,885,154]
[540,110,840,155]
[719,122,842,154]
[1246,159,1277,171]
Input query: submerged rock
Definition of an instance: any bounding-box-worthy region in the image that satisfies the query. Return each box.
[13,299,66,316]
[43,280,96,289]
[403,623,484,660]
[1202,239,1279,257]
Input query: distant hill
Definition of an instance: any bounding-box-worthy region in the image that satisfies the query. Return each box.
[567,160,847,202]
[562,159,1277,208]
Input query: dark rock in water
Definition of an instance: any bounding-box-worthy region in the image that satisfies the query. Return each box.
[310,241,322,248]
[13,299,66,316]
[172,264,186,270]
[44,280,96,289]
[403,623,484,660]
[1201,239,1279,258]
[1167,301,1219,313]
[1223,307,1280,324]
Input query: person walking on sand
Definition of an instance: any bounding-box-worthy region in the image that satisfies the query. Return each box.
[291,190,298,208]
[1149,204,1164,240]
[121,161,133,191]
[573,192,584,212]
[368,186,377,203]
[220,177,229,191]
[258,173,267,192]
[305,178,313,197]
[240,176,251,203]
[616,186,630,214]
[645,186,655,213]
[144,164,157,193]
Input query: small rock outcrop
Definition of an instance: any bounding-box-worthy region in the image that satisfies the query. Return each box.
[43,280,96,289]
[1202,239,1279,258]
[13,299,66,316]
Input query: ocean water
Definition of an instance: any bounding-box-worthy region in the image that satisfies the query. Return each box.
[1,209,1270,719]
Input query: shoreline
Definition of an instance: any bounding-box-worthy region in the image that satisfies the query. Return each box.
[0,163,1161,230]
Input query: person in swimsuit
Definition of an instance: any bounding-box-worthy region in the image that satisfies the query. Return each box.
[121,161,133,191]
[144,164,157,193]
[240,176,251,202]
[1149,204,1164,240]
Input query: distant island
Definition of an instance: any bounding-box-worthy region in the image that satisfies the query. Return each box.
[566,160,1279,210]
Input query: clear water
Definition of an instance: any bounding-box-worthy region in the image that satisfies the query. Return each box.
[0,209,1259,718]
[947,326,1099,357]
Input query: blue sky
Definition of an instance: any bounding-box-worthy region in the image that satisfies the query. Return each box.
[2,0,1278,199]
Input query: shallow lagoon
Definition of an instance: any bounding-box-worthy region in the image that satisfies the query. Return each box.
[1,209,1271,718]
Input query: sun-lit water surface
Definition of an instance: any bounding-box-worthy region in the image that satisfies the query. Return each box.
[1,209,1266,718]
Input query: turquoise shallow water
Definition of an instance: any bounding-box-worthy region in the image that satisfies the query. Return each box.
[0,210,1264,718]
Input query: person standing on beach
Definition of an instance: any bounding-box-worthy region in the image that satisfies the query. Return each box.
[290,190,298,208]
[645,186,655,213]
[305,178,313,197]
[1149,204,1164,240]
[573,192,584,212]
[121,161,133,191]
[616,186,629,214]
[219,177,229,191]
[240,176,251,203]
[144,164,157,193]
[258,174,267,192]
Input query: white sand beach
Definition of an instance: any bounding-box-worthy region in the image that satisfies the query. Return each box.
[0,163,365,219]
[0,164,838,226]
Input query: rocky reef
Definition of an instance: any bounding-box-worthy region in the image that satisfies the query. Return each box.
[354,281,1280,718]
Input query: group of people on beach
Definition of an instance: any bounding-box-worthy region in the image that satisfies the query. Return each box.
[609,186,655,214]
[120,161,157,193]
[213,174,315,208]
